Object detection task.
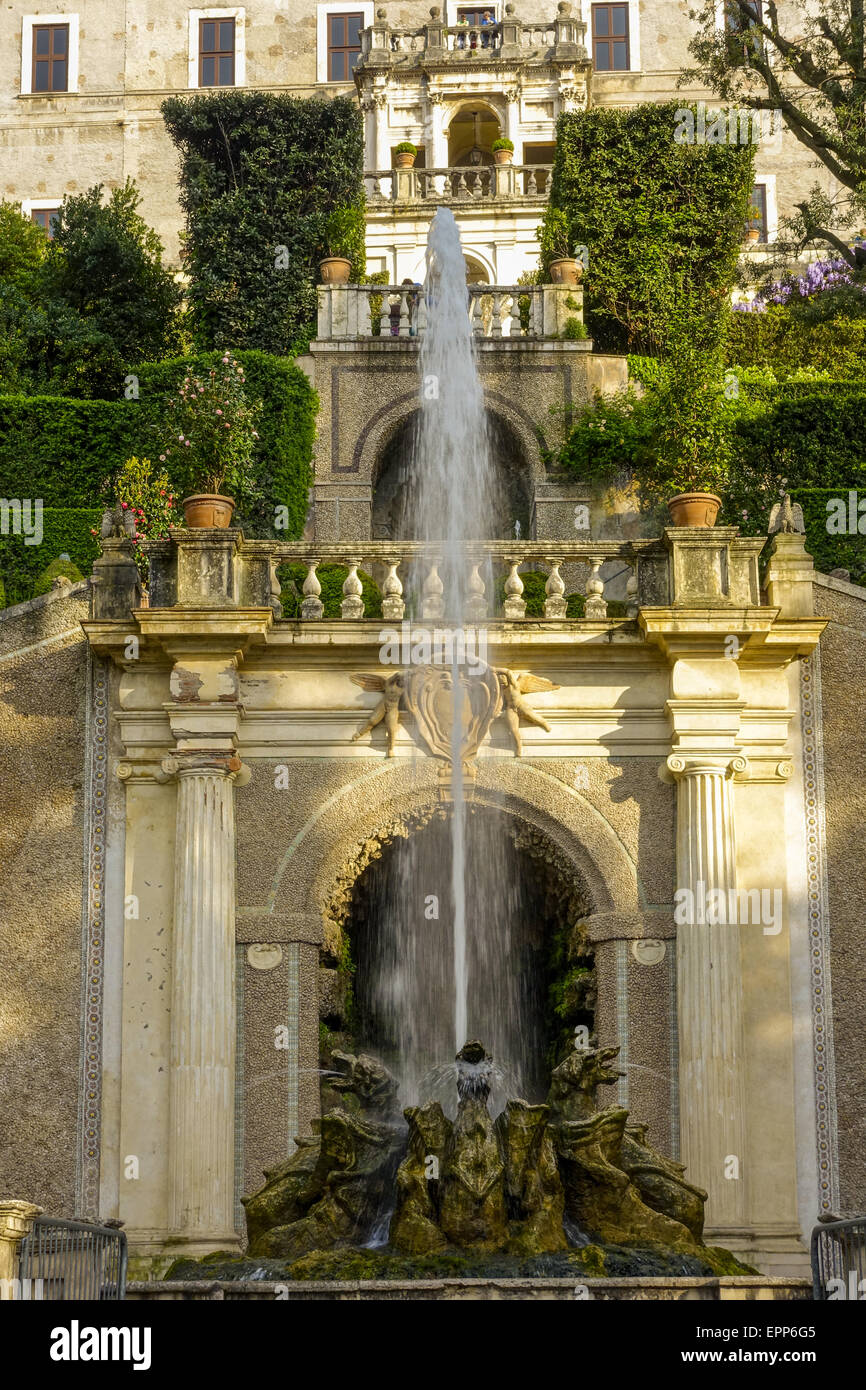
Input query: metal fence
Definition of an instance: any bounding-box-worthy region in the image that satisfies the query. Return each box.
[811,1216,866,1300]
[18,1217,127,1300]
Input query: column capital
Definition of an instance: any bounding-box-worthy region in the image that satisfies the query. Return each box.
[665,753,749,782]
[161,751,243,780]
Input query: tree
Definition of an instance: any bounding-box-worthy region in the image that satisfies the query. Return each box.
[43,180,185,365]
[0,200,47,298]
[685,1,866,264]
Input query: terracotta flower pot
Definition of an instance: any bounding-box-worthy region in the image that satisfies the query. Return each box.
[549,257,582,286]
[394,151,416,169]
[182,493,236,528]
[319,256,352,286]
[667,492,722,528]
[493,148,514,165]
[746,229,760,243]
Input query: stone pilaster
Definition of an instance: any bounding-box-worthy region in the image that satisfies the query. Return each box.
[0,1201,42,1295]
[667,753,748,1234]
[165,750,240,1249]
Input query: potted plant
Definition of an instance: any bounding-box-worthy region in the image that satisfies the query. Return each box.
[319,206,364,286]
[541,207,583,285]
[492,136,514,166]
[648,344,731,527]
[160,352,260,528]
[745,207,762,243]
[394,141,418,169]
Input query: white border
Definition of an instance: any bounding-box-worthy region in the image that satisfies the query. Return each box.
[317,3,374,85]
[20,196,62,218]
[188,8,246,89]
[20,13,79,95]
[581,0,640,73]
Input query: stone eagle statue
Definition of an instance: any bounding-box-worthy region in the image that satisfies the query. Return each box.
[100,502,137,540]
[768,494,805,536]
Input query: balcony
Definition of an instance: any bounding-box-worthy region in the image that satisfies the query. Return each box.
[365,164,552,205]
[357,6,588,70]
[316,282,584,340]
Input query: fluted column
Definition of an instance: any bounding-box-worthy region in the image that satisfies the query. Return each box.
[166,752,239,1246]
[668,753,748,1233]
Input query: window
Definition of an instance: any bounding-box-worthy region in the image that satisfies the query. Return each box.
[32,23,69,92]
[726,1,764,61]
[592,4,629,71]
[199,17,235,86]
[748,183,768,240]
[327,13,363,81]
[30,207,60,238]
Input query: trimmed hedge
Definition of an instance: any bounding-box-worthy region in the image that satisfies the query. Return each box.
[0,507,100,606]
[728,310,866,380]
[0,349,317,543]
[542,104,754,354]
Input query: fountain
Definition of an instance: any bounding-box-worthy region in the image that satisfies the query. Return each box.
[166,214,751,1286]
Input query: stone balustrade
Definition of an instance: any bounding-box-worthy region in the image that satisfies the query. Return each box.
[365,164,553,204]
[316,282,582,340]
[358,5,586,66]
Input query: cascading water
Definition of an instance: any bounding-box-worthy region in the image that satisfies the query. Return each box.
[353,210,542,1107]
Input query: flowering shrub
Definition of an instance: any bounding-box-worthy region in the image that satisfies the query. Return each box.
[160,351,261,501]
[735,259,866,319]
[93,455,177,577]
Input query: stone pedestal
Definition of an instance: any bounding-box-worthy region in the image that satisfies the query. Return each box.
[167,753,240,1250]
[0,1201,42,1296]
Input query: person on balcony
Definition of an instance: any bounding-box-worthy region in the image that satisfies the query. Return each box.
[455,15,469,49]
[480,10,494,47]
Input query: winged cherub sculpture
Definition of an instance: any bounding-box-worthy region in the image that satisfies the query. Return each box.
[497,669,558,756]
[350,671,405,757]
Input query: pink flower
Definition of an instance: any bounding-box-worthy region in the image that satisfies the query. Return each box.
[121,501,128,509]
[185,439,191,447]
[159,454,166,462]
[216,409,223,416]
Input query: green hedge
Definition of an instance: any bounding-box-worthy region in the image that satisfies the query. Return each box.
[727,310,866,380]
[543,104,754,354]
[0,349,317,541]
[0,507,100,606]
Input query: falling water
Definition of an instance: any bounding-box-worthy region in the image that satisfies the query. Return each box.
[352,211,543,1104]
[414,209,497,1058]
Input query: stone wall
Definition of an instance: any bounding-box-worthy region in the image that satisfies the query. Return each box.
[813,574,866,1216]
[0,586,90,1216]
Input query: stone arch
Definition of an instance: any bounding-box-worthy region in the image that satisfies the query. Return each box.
[355,389,550,502]
[265,759,642,934]
[445,99,505,164]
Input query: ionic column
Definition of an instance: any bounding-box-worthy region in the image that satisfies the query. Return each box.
[166,751,240,1247]
[667,753,748,1234]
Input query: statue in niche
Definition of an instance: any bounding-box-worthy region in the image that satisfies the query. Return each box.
[349,665,558,760]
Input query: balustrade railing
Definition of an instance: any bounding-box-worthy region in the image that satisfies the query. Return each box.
[365,165,552,204]
[358,9,583,65]
[317,282,582,340]
[241,540,660,624]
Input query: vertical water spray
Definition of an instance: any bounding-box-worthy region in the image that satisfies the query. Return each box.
[414,209,495,1056]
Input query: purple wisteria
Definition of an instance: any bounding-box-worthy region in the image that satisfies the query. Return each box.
[734,258,864,312]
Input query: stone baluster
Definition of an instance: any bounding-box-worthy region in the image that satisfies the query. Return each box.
[300,560,324,620]
[167,753,240,1245]
[455,171,467,200]
[544,559,567,618]
[666,754,749,1232]
[341,560,365,619]
[625,564,639,619]
[491,291,503,338]
[503,560,526,619]
[465,561,488,619]
[398,290,411,337]
[585,556,608,618]
[421,562,445,619]
[416,294,428,335]
[381,560,405,620]
[379,295,392,337]
[526,168,537,196]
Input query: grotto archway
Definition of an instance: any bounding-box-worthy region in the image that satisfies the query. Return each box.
[319,800,597,1112]
[371,407,534,541]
